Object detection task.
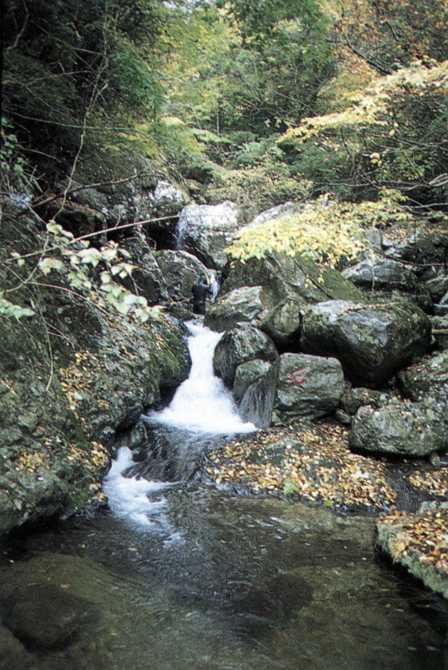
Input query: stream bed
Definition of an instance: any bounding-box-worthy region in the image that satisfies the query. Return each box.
[1,322,447,669]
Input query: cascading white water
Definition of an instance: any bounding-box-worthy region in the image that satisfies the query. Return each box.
[148,321,255,434]
[104,321,254,531]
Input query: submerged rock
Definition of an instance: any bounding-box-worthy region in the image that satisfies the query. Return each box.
[3,584,97,650]
[301,299,431,386]
[350,401,448,456]
[272,353,344,423]
[213,324,278,388]
[176,201,241,269]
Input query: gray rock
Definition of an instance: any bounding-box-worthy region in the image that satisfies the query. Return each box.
[205,286,272,331]
[156,249,209,303]
[222,250,364,306]
[213,325,278,388]
[151,180,189,216]
[272,353,345,423]
[301,300,431,386]
[176,201,241,269]
[425,274,448,302]
[121,237,168,304]
[343,258,417,292]
[398,351,448,403]
[383,228,448,265]
[260,297,304,348]
[239,363,279,428]
[233,360,272,403]
[431,316,448,350]
[245,202,303,228]
[340,385,392,416]
[350,401,448,456]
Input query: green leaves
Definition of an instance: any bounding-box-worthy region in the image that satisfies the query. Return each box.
[0,293,34,320]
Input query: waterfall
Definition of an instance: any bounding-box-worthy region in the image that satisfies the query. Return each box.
[147,321,254,434]
[104,321,254,531]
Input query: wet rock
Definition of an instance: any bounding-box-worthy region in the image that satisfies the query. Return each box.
[205,286,272,331]
[151,180,189,216]
[213,325,278,388]
[343,258,417,292]
[3,584,97,650]
[398,351,448,403]
[260,297,304,348]
[350,401,448,456]
[156,250,209,303]
[239,364,279,428]
[233,360,272,403]
[177,201,241,269]
[272,353,344,424]
[301,300,431,386]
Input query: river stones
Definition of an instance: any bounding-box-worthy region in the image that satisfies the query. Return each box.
[301,300,431,386]
[398,351,448,402]
[205,286,271,331]
[176,201,241,269]
[432,316,448,350]
[425,273,448,302]
[213,325,278,388]
[343,258,418,293]
[156,249,209,303]
[350,401,448,456]
[272,353,344,423]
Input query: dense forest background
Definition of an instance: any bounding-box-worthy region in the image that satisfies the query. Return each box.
[2,0,447,203]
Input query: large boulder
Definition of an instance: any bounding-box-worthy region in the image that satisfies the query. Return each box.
[425,273,448,302]
[213,325,278,388]
[398,351,448,402]
[271,353,345,424]
[205,286,273,331]
[301,300,431,386]
[176,201,241,269]
[222,250,364,306]
[342,258,417,292]
[350,401,448,457]
[155,250,210,303]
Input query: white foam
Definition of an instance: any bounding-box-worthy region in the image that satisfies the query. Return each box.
[148,321,255,434]
[103,447,175,532]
